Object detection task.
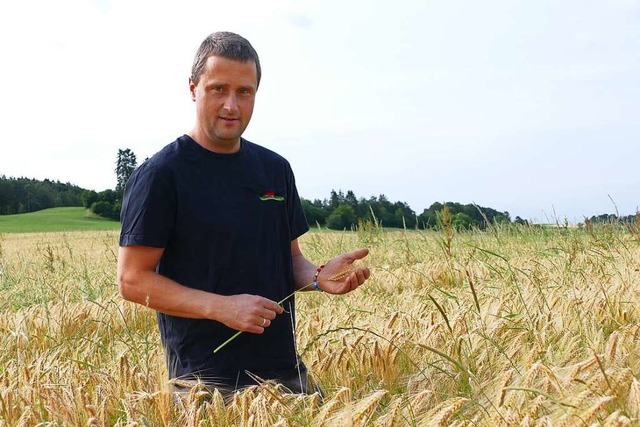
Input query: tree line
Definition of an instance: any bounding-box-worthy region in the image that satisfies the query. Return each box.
[2,148,636,230]
[0,172,513,230]
[585,213,639,225]
[0,149,138,219]
[0,176,84,215]
[98,149,515,229]
[302,190,512,230]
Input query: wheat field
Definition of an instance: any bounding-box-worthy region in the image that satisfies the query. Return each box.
[0,220,639,426]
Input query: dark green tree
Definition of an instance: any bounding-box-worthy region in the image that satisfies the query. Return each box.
[329,189,345,209]
[116,148,138,196]
[514,216,529,225]
[88,189,121,220]
[326,204,357,230]
[81,190,99,209]
[391,201,416,228]
[452,212,473,229]
[97,189,118,204]
[345,190,358,207]
[301,198,329,226]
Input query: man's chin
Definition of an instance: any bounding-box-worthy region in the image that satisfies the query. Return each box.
[215,136,242,145]
[215,130,245,143]
[204,134,242,153]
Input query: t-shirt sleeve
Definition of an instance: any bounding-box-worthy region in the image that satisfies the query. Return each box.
[119,162,176,248]
[286,163,309,241]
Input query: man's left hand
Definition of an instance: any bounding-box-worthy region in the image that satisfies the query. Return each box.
[317,248,371,294]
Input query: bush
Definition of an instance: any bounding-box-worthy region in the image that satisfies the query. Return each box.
[97,189,118,204]
[81,190,98,209]
[326,205,356,230]
[91,201,117,220]
[112,201,122,221]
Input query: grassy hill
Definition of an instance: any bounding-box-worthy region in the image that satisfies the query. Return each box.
[0,207,121,233]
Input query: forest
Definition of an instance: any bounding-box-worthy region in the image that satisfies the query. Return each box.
[0,173,513,229]
[302,190,512,230]
[0,176,84,215]
[1,146,636,230]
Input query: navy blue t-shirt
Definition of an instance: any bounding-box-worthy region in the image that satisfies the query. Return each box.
[119,135,309,386]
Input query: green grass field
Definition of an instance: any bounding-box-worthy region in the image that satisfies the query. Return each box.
[0,207,121,233]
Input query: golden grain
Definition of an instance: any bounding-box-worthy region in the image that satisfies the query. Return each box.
[0,225,639,425]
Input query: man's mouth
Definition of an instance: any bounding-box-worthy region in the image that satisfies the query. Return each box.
[220,117,238,121]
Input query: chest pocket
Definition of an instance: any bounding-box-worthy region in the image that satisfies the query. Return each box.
[241,183,288,233]
[184,183,288,236]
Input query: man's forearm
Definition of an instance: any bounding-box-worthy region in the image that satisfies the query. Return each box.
[117,244,285,333]
[291,251,318,291]
[118,268,224,320]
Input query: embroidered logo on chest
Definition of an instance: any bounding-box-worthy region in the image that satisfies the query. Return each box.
[259,191,285,202]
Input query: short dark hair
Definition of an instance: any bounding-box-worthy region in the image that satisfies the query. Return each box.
[191,31,261,87]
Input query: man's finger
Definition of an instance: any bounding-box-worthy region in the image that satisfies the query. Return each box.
[347,248,369,262]
[271,302,284,314]
[259,298,284,314]
[260,308,278,320]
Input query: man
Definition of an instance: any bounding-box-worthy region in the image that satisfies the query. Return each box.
[117,31,370,397]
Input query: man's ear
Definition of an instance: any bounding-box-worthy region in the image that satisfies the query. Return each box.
[189,77,197,102]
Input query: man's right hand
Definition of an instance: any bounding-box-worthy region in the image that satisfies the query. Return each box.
[221,294,284,334]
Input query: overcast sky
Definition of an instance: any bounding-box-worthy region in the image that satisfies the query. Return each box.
[0,0,638,223]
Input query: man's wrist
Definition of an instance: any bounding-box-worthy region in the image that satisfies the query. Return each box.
[312,264,325,291]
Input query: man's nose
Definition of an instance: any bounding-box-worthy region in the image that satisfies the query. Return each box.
[223,93,238,112]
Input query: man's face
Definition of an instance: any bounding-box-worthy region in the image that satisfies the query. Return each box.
[189,56,258,153]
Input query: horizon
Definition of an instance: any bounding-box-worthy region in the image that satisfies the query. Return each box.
[0,173,634,224]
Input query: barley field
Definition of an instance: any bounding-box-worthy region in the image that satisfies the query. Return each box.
[1,219,639,426]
